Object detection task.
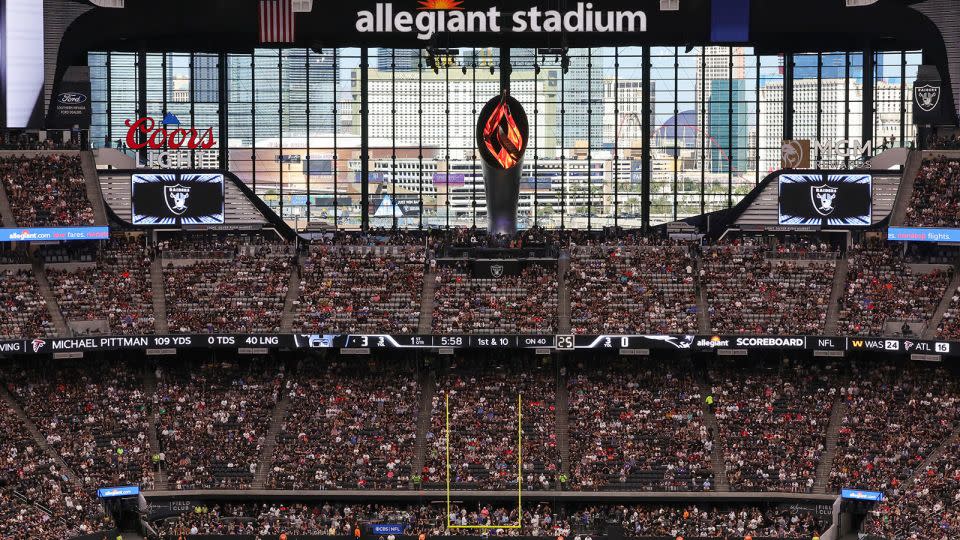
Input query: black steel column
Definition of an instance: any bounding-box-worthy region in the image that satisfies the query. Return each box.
[0,0,7,130]
[500,48,511,92]
[784,53,794,141]
[862,46,874,159]
[641,46,651,232]
[137,49,148,165]
[360,47,370,231]
[218,53,228,170]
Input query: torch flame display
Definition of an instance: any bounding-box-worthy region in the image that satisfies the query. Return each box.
[417,0,464,9]
[482,94,525,169]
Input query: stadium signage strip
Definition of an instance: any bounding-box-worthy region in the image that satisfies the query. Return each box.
[356,2,648,41]
[0,334,953,356]
[888,226,960,243]
[0,226,110,242]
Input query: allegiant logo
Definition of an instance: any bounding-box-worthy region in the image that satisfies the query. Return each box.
[356,2,648,41]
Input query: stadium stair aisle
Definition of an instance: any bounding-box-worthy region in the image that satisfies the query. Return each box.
[823,256,850,336]
[253,394,291,489]
[417,268,437,334]
[923,260,960,339]
[150,257,169,334]
[558,251,571,334]
[0,174,15,227]
[32,259,69,337]
[694,254,711,333]
[410,371,436,485]
[142,367,168,490]
[279,258,301,333]
[813,398,847,494]
[889,149,924,226]
[698,380,729,492]
[903,422,960,490]
[555,368,570,481]
[80,150,108,226]
[0,384,80,483]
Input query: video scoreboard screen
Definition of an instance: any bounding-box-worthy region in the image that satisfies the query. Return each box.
[131,173,225,225]
[779,173,872,227]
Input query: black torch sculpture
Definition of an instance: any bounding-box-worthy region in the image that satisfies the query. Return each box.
[476,91,528,236]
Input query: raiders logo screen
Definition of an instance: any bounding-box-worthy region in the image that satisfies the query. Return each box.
[131,173,225,225]
[778,173,872,227]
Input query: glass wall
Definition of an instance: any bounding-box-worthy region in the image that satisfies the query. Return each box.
[89,47,923,230]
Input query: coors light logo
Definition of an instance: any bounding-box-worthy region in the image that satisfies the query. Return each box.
[125,114,216,151]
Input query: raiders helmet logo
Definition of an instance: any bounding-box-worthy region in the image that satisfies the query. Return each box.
[915,84,940,112]
[811,184,839,216]
[490,264,504,278]
[164,184,191,215]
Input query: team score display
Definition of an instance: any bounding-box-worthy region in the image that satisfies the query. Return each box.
[602,336,632,348]
[356,336,388,347]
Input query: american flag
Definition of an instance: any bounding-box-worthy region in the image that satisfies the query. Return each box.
[259,0,295,44]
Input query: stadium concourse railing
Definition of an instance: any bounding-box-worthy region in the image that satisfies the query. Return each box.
[162,534,816,540]
[142,491,837,540]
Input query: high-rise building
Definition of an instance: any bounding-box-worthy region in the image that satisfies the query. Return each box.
[192,54,219,103]
[561,51,605,150]
[376,48,420,71]
[602,78,651,144]
[708,79,749,173]
[696,46,747,169]
[358,65,560,161]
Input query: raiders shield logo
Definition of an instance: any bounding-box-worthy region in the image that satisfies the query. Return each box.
[164,184,191,215]
[490,264,504,278]
[811,184,839,216]
[915,84,941,112]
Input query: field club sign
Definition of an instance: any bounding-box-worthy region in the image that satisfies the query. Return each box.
[356,1,648,40]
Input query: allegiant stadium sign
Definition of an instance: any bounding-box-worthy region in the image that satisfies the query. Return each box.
[356,1,648,40]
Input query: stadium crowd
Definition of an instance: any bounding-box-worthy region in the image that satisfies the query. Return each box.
[709,361,837,493]
[904,157,960,228]
[423,362,559,490]
[702,243,835,335]
[432,263,558,334]
[156,359,284,490]
[569,243,700,334]
[836,244,952,336]
[163,238,293,333]
[0,267,54,339]
[294,246,425,334]
[567,361,714,491]
[2,359,155,492]
[0,153,95,227]
[863,438,960,540]
[47,235,156,334]
[268,360,420,490]
[828,362,960,495]
[0,400,112,538]
[151,501,826,538]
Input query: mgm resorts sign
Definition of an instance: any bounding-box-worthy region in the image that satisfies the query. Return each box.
[781,138,874,169]
[356,1,648,41]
